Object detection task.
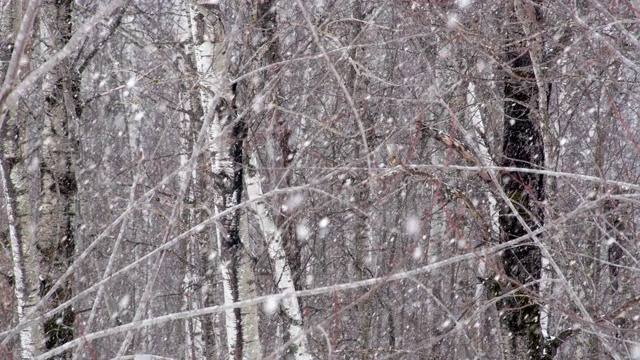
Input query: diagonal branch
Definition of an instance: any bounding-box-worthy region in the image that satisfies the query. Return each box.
[0,0,128,123]
[423,126,492,182]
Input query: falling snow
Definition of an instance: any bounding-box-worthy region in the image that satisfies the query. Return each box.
[1,2,638,360]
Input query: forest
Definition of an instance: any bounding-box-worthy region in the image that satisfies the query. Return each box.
[1,0,639,359]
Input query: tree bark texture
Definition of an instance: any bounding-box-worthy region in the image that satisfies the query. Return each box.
[498,1,545,358]
[604,187,625,292]
[38,1,79,355]
[213,92,246,360]
[0,114,43,359]
[1,1,45,358]
[188,2,248,358]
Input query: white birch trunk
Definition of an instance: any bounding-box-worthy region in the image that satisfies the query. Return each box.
[1,144,42,359]
[186,2,240,356]
[0,3,43,358]
[238,210,262,359]
[187,2,257,358]
[246,154,311,360]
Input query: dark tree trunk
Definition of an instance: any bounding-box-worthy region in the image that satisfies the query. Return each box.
[604,187,624,292]
[497,1,546,359]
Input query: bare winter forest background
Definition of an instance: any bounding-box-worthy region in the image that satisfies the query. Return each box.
[1,0,640,359]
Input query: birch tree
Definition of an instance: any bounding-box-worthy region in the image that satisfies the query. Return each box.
[187,1,261,358]
[1,1,640,359]
[246,155,311,360]
[186,3,240,357]
[242,1,312,358]
[0,14,42,352]
[1,1,54,358]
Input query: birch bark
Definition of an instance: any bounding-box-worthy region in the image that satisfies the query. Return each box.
[187,2,256,358]
[243,1,312,357]
[0,105,43,360]
[1,3,44,358]
[246,154,311,360]
[186,4,238,356]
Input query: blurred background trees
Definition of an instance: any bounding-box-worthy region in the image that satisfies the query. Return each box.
[1,0,639,359]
